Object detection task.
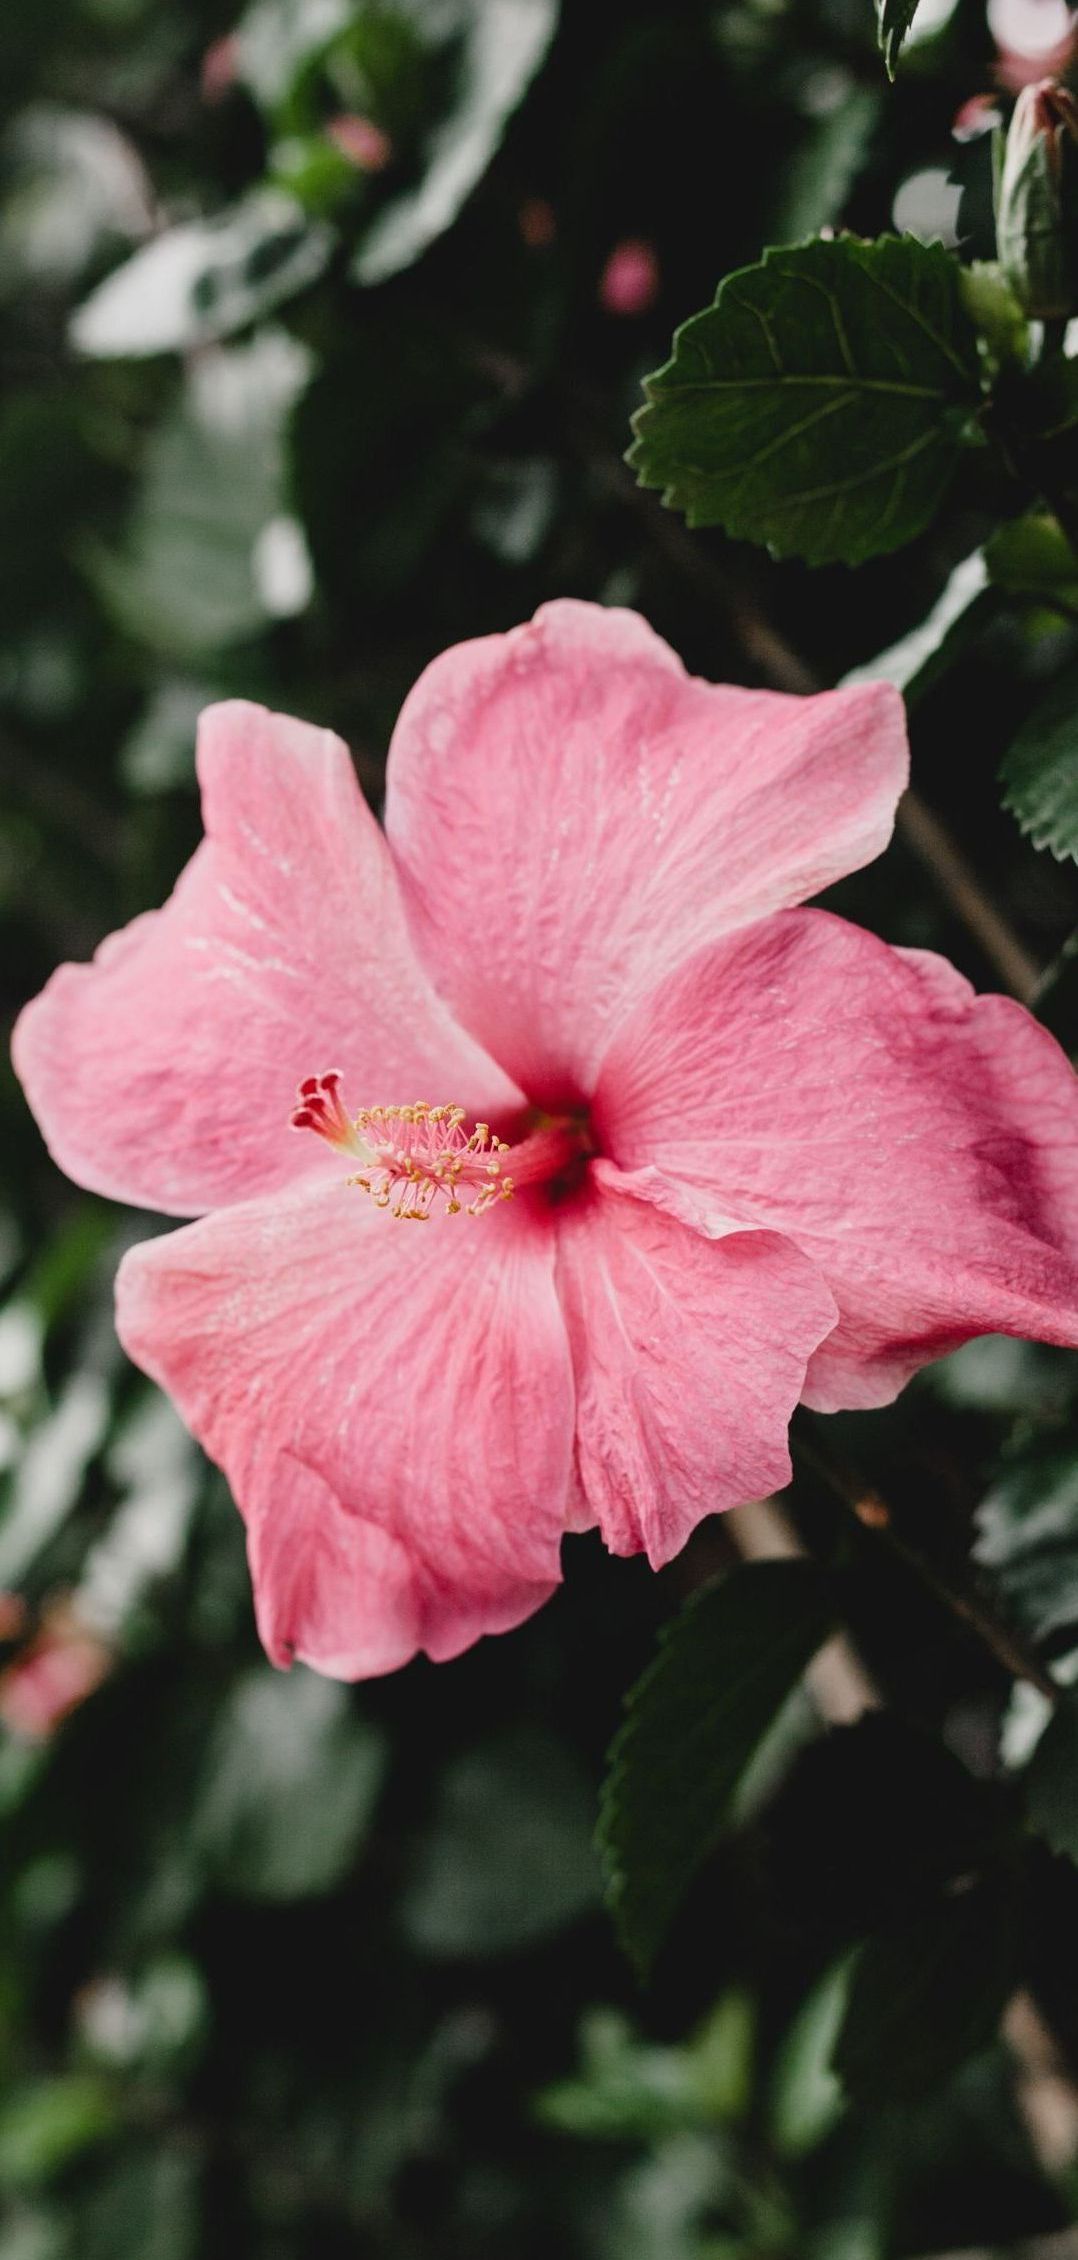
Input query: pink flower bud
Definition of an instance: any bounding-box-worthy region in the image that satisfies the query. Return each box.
[599,238,660,317]
[953,93,1005,141]
[995,76,1078,314]
[200,34,240,106]
[0,1604,111,1742]
[325,115,393,174]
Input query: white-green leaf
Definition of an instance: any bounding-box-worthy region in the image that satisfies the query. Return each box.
[0,105,152,299]
[877,0,922,76]
[352,0,557,285]
[842,549,988,697]
[86,332,312,659]
[1000,657,1078,863]
[235,0,352,110]
[70,189,333,357]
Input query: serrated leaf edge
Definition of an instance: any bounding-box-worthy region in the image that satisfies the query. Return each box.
[625,235,982,566]
[596,1560,835,1976]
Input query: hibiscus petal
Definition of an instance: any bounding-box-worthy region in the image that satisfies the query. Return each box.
[594,909,1078,1411]
[114,1178,575,1678]
[13,701,519,1217]
[383,599,907,1102]
[554,1165,837,1566]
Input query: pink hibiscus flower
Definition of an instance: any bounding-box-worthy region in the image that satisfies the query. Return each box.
[13,603,1078,1679]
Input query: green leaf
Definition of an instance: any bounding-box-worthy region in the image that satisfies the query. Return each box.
[768,1957,852,2157]
[402,1727,600,1956]
[974,1448,1078,1652]
[0,2078,117,2193]
[538,1993,753,2143]
[832,1866,1020,2103]
[70,190,333,358]
[235,0,352,111]
[1000,656,1078,863]
[599,2130,735,2260]
[841,548,989,699]
[993,354,1078,536]
[78,2147,201,2260]
[773,89,880,242]
[0,104,152,300]
[959,261,1029,367]
[350,0,558,286]
[194,1667,386,1901]
[87,332,312,659]
[877,0,922,77]
[0,2214,65,2260]
[628,235,982,566]
[763,1716,1007,1939]
[0,1370,112,1588]
[119,679,213,796]
[1024,1690,1078,1860]
[931,1334,1076,1418]
[539,2008,722,2143]
[598,1560,835,1976]
[985,510,1078,611]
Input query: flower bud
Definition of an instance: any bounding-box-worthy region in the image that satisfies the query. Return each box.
[324,115,393,174]
[599,238,660,318]
[995,78,1078,319]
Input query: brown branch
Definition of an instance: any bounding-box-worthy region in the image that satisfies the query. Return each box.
[727,1493,878,1724]
[793,1430,1061,1706]
[896,792,1041,1006]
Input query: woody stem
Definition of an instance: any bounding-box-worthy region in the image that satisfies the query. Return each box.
[791,1425,1061,1705]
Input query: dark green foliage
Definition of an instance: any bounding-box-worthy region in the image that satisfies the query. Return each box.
[833,1867,1021,2103]
[1025,1694,1078,1863]
[985,511,1078,610]
[401,1727,600,1955]
[876,0,923,78]
[974,1445,1078,1653]
[193,1667,387,1900]
[598,1561,835,1973]
[761,1715,1016,1940]
[1000,657,1078,864]
[628,237,982,564]
[289,312,498,612]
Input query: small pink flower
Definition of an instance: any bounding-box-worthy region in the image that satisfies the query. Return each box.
[599,238,660,316]
[325,115,394,174]
[953,94,1005,142]
[13,603,1078,1678]
[0,1604,111,1741]
[200,34,240,106]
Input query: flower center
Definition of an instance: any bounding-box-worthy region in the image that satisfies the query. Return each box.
[291,1073,588,1221]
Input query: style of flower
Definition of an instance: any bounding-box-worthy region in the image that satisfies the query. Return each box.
[13,603,1078,1677]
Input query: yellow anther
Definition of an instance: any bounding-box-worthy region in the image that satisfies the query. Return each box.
[343,1101,514,1221]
